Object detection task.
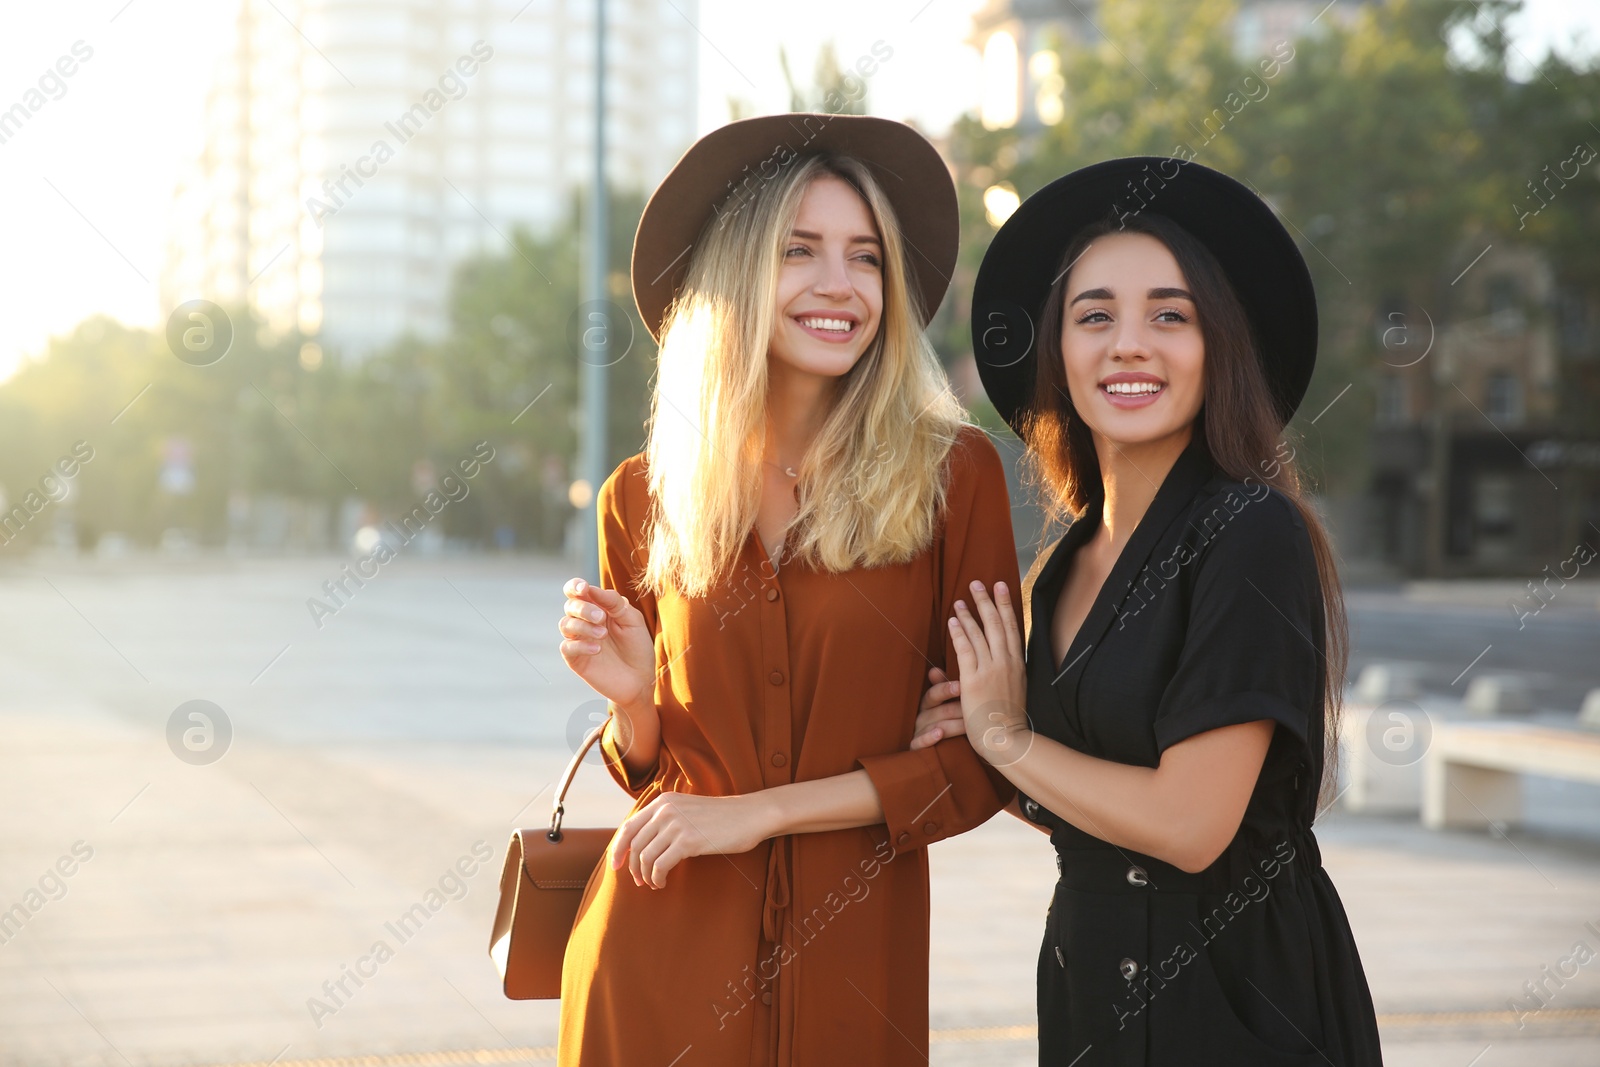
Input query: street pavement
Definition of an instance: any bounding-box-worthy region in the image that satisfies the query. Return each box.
[0,553,1597,1065]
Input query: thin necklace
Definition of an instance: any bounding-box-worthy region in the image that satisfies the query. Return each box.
[763,458,799,478]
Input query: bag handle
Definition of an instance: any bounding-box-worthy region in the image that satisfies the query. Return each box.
[549,716,609,842]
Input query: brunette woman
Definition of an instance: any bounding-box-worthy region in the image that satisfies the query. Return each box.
[554,114,1021,1065]
[913,157,1384,1065]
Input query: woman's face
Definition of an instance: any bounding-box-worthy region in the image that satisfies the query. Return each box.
[768,174,884,381]
[1060,232,1205,450]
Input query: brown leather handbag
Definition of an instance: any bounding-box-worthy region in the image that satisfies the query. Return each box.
[489,720,616,999]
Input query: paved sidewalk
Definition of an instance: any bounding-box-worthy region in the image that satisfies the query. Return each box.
[0,556,1596,1065]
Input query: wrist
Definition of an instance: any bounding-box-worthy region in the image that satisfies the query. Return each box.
[610,691,655,723]
[745,786,787,840]
[977,721,1034,769]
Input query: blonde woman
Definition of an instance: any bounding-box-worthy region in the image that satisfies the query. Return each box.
[554,114,1023,1065]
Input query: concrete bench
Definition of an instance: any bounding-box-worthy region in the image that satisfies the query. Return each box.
[1422,721,1600,830]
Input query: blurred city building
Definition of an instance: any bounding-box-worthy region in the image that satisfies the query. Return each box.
[160,0,697,360]
[1367,248,1600,575]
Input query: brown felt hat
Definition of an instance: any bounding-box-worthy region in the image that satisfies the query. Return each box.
[631,113,959,343]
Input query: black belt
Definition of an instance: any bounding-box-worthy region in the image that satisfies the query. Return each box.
[1049,831,1315,897]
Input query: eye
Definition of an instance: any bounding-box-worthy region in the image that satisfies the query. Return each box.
[1154,307,1192,323]
[853,251,881,268]
[785,244,812,258]
[1073,309,1110,325]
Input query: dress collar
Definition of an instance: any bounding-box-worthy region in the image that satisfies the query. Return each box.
[1028,435,1219,676]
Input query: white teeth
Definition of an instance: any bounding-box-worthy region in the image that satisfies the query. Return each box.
[1103,381,1162,395]
[798,316,853,332]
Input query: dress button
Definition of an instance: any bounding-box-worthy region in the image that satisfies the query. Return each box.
[766,588,779,601]
[1023,798,1040,820]
[761,991,773,1005]
[771,752,787,767]
[922,821,938,835]
[769,670,784,685]
[896,831,911,847]
[1120,958,1139,980]
[1125,865,1149,887]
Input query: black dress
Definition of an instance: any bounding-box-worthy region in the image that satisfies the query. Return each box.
[1015,436,1384,1066]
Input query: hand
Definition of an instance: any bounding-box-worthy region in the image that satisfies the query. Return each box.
[609,791,772,889]
[557,577,655,711]
[909,666,965,750]
[947,580,1031,768]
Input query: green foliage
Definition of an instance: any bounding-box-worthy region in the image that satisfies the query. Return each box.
[949,0,1600,490]
[0,193,652,552]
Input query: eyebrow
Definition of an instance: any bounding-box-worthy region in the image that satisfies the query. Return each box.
[791,228,882,246]
[1069,286,1194,305]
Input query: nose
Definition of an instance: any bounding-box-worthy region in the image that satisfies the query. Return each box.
[811,249,854,299]
[1109,316,1150,361]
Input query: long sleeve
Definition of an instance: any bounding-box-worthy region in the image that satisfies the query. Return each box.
[593,455,666,797]
[857,427,1022,851]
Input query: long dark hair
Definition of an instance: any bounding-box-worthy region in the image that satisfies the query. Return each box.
[1018,210,1347,797]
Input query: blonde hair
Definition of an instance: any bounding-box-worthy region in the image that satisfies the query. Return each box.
[640,153,967,599]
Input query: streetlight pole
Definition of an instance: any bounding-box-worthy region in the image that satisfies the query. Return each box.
[578,0,609,584]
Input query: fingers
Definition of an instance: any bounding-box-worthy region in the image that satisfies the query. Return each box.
[914,701,964,734]
[967,581,1015,663]
[908,726,941,750]
[919,678,960,712]
[947,607,979,674]
[949,598,989,670]
[566,577,635,619]
[927,666,948,685]
[609,815,640,873]
[637,831,673,889]
[993,581,1024,662]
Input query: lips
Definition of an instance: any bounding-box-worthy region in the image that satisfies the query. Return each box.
[793,313,860,343]
[1098,373,1165,408]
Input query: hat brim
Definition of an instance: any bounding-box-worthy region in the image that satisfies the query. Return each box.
[971,156,1317,434]
[631,113,958,344]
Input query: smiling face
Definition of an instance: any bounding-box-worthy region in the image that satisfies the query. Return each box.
[767,173,885,381]
[1060,232,1206,451]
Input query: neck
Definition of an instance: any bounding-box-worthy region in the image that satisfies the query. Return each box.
[1093,425,1194,548]
[764,358,833,467]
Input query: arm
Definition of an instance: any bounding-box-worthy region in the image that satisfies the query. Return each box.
[609,766,888,890]
[604,691,662,787]
[560,461,665,794]
[948,492,1324,874]
[991,718,1271,871]
[912,603,1272,862]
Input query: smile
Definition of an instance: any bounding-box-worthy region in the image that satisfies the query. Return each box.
[797,316,855,333]
[794,315,860,342]
[1099,379,1166,408]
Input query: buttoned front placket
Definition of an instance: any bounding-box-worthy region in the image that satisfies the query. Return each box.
[750,533,794,1066]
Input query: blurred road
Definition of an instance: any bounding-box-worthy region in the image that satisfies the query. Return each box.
[0,554,1597,1066]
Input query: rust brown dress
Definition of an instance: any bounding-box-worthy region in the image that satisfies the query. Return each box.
[558,424,1023,1066]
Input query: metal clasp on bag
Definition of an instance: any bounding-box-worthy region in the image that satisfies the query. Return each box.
[549,719,609,842]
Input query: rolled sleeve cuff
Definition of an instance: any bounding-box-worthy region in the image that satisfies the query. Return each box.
[858,740,1008,851]
[1153,690,1309,759]
[599,720,660,798]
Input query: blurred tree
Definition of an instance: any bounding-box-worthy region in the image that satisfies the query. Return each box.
[780,41,870,115]
[945,0,1600,491]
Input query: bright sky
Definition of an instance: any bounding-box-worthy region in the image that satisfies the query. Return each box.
[0,0,1593,381]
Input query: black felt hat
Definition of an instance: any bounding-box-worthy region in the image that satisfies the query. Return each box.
[971,156,1317,434]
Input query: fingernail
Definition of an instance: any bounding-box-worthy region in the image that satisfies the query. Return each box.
[948,618,958,628]
[997,582,1007,596]
[575,579,586,592]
